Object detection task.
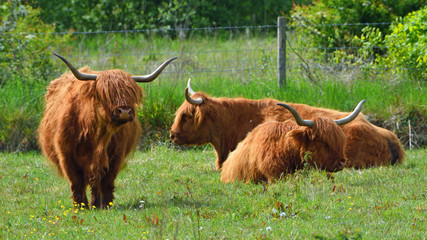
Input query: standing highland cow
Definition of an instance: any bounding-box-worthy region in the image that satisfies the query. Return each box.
[170,79,404,169]
[221,101,365,183]
[38,53,176,208]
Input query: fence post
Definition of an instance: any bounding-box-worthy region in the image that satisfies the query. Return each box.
[277,16,286,88]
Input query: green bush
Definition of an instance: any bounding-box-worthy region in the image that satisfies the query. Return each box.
[0,0,70,84]
[0,0,70,151]
[379,7,427,80]
[29,0,312,32]
[289,0,424,60]
[353,7,427,80]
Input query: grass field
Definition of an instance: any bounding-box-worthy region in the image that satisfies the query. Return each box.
[1,145,425,239]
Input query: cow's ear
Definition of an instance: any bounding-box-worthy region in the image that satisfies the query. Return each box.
[288,129,307,142]
[193,107,204,127]
[80,81,95,99]
[338,158,347,169]
[287,129,308,149]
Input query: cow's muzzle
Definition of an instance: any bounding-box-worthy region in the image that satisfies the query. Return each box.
[169,131,177,141]
[169,131,184,144]
[112,106,134,124]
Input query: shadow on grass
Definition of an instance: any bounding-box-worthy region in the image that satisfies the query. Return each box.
[116,194,214,211]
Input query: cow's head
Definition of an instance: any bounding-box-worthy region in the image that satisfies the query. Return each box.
[54,53,176,125]
[278,100,365,172]
[170,79,217,145]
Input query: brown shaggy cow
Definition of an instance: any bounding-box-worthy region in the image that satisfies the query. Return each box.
[170,79,404,169]
[38,53,176,208]
[220,101,365,183]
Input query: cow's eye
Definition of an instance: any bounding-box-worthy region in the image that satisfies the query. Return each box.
[181,114,191,122]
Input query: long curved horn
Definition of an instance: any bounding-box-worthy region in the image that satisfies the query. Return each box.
[53,53,97,80]
[185,78,203,105]
[277,103,315,127]
[187,78,196,95]
[333,100,366,125]
[277,100,366,127]
[132,57,177,82]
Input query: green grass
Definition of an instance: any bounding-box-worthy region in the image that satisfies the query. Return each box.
[1,145,426,239]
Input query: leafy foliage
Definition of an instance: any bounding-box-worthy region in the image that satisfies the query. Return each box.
[0,0,69,151]
[28,0,312,32]
[289,0,424,59]
[350,7,427,81]
[0,0,70,84]
[378,7,427,80]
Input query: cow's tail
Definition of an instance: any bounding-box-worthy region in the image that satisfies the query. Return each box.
[89,157,109,184]
[376,126,405,165]
[387,138,406,165]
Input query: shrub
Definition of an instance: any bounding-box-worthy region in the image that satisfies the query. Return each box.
[289,0,424,61]
[378,7,427,80]
[0,0,70,151]
[0,0,70,84]
[353,7,427,80]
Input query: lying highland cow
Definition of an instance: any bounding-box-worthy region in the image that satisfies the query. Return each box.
[38,53,176,208]
[220,100,365,183]
[170,79,404,169]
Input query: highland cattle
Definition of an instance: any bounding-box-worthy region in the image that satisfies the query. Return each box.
[220,101,365,183]
[170,79,404,169]
[38,53,176,208]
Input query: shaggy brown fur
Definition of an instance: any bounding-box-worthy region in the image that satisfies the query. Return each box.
[170,91,405,170]
[38,67,143,208]
[221,117,347,183]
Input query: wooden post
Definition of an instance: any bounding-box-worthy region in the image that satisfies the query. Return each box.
[277,16,286,88]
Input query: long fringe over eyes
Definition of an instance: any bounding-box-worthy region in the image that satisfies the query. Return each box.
[95,70,143,109]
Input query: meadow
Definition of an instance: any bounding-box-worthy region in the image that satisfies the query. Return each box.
[1,145,426,239]
[1,32,426,239]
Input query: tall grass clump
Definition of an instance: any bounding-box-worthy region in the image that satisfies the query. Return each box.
[0,77,46,151]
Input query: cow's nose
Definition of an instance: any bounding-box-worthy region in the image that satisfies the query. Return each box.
[117,107,131,117]
[339,158,347,168]
[169,132,175,140]
[113,107,133,122]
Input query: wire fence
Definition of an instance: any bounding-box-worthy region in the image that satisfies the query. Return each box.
[6,20,424,84]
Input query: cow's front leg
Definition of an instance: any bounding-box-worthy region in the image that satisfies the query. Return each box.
[100,154,124,208]
[90,183,102,209]
[71,187,88,208]
[89,147,110,209]
[60,156,89,208]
